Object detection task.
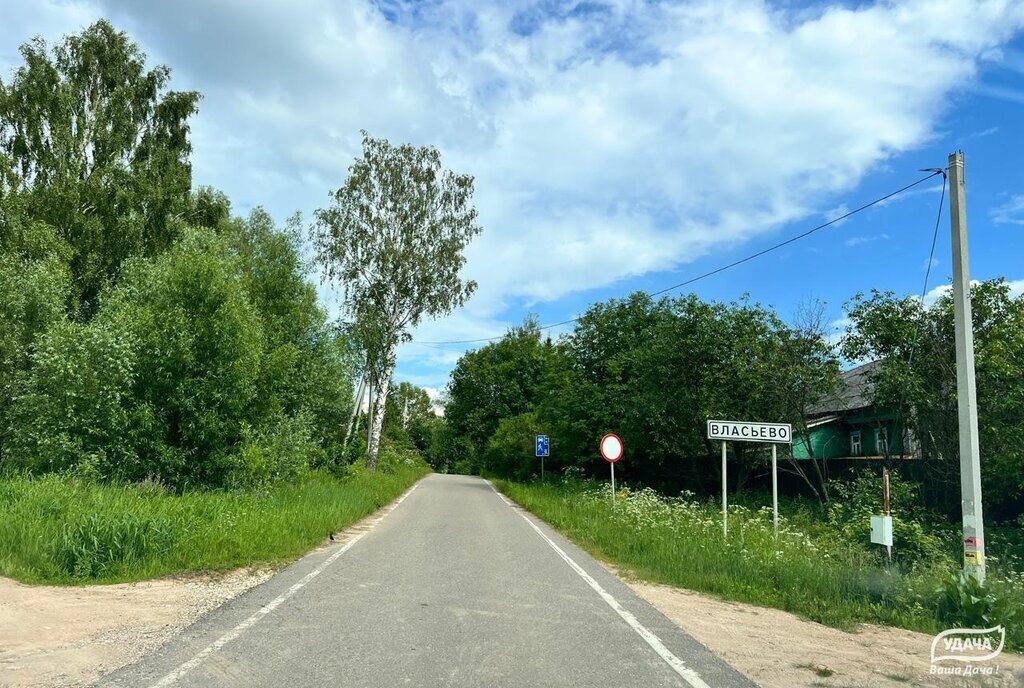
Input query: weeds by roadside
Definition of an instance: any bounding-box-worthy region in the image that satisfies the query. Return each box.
[0,454,428,584]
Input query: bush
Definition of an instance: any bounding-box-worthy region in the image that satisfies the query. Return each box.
[108,228,265,487]
[4,318,137,478]
[484,412,542,480]
[229,413,323,489]
[0,251,71,463]
[426,422,475,474]
[827,469,952,565]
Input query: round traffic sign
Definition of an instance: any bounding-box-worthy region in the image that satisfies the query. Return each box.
[600,433,623,463]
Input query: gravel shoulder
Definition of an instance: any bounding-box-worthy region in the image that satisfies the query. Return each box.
[0,568,274,688]
[623,577,1024,688]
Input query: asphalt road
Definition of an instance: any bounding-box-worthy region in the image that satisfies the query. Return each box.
[99,474,757,688]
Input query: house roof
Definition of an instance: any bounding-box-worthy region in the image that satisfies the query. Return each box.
[807,360,881,416]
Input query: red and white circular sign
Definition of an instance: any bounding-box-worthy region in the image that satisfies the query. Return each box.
[600,433,623,463]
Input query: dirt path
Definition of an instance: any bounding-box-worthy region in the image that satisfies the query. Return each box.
[0,568,274,688]
[626,580,1024,688]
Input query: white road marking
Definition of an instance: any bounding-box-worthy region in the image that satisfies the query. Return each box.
[489,482,712,688]
[147,482,421,688]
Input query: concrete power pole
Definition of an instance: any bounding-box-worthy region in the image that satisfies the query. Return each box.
[948,151,986,584]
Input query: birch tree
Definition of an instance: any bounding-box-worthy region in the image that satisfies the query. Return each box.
[312,132,481,469]
[0,20,199,315]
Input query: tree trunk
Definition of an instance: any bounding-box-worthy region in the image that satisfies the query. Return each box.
[342,373,367,450]
[366,355,395,471]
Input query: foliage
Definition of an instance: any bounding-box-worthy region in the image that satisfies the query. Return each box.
[311,131,481,469]
[4,317,137,479]
[843,280,1024,521]
[0,21,362,496]
[424,421,476,474]
[445,316,555,456]
[484,412,543,481]
[826,469,952,565]
[383,381,436,449]
[0,19,199,314]
[0,465,426,583]
[445,294,839,492]
[0,244,70,458]
[106,228,265,486]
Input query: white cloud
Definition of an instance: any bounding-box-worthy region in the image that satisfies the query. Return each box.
[991,194,1024,225]
[844,232,890,247]
[5,0,1024,388]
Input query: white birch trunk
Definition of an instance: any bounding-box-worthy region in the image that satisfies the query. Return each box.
[366,354,395,470]
[342,373,366,449]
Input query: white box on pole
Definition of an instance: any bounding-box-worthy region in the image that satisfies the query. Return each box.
[870,515,893,547]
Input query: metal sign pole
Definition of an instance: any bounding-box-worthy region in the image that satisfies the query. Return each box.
[884,468,892,563]
[721,441,728,540]
[611,461,616,509]
[772,444,779,542]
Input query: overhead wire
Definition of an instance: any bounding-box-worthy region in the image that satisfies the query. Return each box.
[410,170,946,346]
[885,167,948,462]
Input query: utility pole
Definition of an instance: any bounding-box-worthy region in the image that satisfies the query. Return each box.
[949,151,986,584]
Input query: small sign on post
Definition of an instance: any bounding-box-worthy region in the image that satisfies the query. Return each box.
[535,435,549,481]
[708,420,792,542]
[600,433,623,508]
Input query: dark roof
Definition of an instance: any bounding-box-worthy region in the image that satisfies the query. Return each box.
[807,360,881,416]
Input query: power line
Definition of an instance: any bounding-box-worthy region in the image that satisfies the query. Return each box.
[411,170,945,346]
[886,167,947,462]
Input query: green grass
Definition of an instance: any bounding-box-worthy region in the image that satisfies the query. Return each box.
[0,463,427,584]
[497,478,1024,650]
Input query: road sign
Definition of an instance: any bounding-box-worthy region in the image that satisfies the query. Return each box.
[600,433,623,462]
[535,435,550,457]
[600,433,623,508]
[708,419,792,543]
[706,420,792,444]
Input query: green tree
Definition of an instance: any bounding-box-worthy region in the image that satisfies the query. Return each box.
[446,316,555,458]
[843,280,1024,521]
[311,132,481,470]
[383,381,435,449]
[0,19,199,315]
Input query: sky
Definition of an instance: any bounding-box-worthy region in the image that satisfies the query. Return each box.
[3,0,1024,403]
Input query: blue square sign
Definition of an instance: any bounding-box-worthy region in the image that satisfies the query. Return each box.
[535,435,549,457]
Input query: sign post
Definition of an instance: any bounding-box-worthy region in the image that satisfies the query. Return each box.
[600,433,623,508]
[535,435,549,481]
[707,420,792,542]
[721,441,727,539]
[771,444,778,541]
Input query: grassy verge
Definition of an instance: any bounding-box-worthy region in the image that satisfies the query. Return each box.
[497,478,1024,650]
[0,461,428,584]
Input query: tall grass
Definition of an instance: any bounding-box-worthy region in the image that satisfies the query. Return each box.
[0,463,427,584]
[498,478,1024,650]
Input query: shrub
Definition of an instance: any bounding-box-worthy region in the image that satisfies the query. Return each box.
[108,228,265,487]
[484,412,542,480]
[4,318,137,478]
[827,469,952,565]
[229,413,323,489]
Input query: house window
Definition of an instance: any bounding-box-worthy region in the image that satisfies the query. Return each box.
[876,427,889,455]
[850,430,862,456]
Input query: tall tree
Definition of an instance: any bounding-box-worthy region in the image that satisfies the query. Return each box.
[312,132,481,469]
[0,19,199,315]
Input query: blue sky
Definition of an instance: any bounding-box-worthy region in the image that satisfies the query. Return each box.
[3,0,1024,402]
